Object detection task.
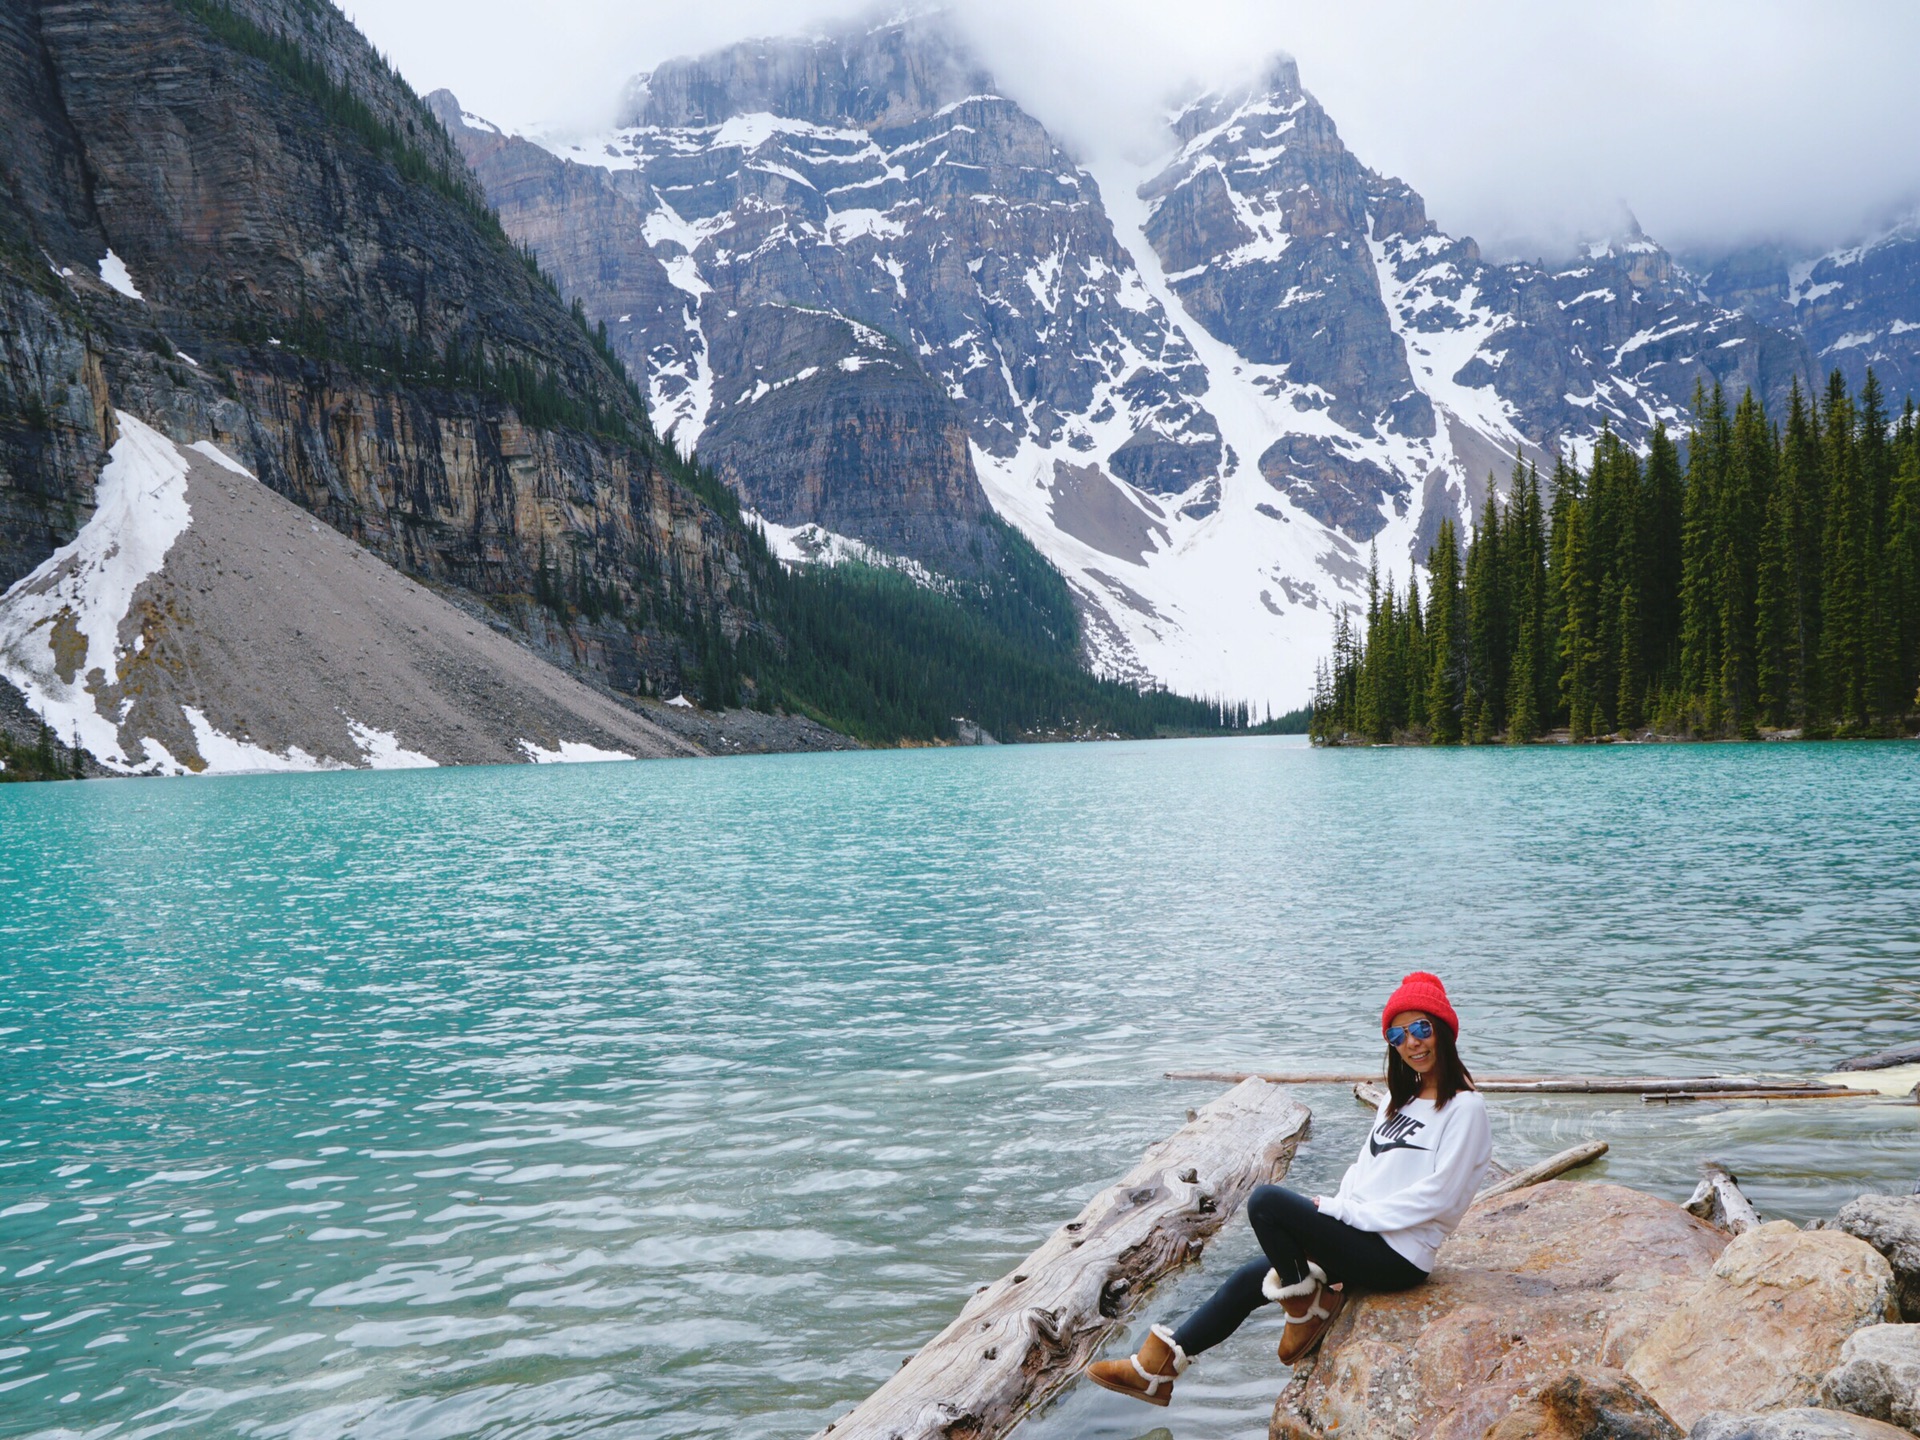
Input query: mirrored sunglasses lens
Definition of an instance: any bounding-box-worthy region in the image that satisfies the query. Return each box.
[1386,1026,1407,1046]
[1410,1019,1434,1040]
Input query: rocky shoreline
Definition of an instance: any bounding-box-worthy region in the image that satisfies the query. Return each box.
[1269,1178,1920,1440]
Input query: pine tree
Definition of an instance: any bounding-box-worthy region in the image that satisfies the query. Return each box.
[1616,580,1645,731]
[1426,518,1467,743]
[1856,371,1901,717]
[1640,424,1686,691]
[1358,545,1389,740]
[1717,392,1773,736]
[1586,428,1646,733]
[1756,383,1823,727]
[1819,371,1872,730]
[1404,571,1429,733]
[1504,467,1549,742]
[1889,404,1920,715]
[1545,458,1581,730]
[1558,495,1600,740]
[1679,385,1730,732]
[1464,491,1506,742]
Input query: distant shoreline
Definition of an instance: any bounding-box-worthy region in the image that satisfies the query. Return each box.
[1314,724,1919,747]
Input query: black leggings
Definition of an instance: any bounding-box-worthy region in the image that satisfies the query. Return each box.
[1170,1184,1427,1355]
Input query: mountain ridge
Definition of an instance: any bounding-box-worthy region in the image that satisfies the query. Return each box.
[439,14,1817,708]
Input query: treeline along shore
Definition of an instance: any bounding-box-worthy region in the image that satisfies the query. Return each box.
[1312,371,1920,744]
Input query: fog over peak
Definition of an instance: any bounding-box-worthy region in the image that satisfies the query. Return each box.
[354,0,1920,262]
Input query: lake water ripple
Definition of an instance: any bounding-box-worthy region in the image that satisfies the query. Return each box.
[0,738,1916,1439]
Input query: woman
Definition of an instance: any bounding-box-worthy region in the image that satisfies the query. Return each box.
[1086,971,1491,1406]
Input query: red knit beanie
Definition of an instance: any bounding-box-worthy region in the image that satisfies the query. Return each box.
[1382,971,1460,1039]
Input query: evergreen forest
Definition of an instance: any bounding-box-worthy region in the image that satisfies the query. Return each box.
[0,723,83,782]
[1310,371,1920,744]
[708,516,1267,745]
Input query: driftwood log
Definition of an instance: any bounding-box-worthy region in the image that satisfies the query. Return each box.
[1685,1161,1761,1233]
[1644,1087,1877,1102]
[1479,1141,1610,1197]
[1170,1068,1860,1095]
[1836,1040,1920,1071]
[811,1077,1311,1440]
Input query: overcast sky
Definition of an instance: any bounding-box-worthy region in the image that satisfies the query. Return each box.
[349,0,1920,261]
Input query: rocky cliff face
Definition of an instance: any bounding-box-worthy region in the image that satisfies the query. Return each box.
[1695,220,1920,405]
[0,0,756,707]
[433,18,1216,579]
[442,16,1818,708]
[1135,60,1806,548]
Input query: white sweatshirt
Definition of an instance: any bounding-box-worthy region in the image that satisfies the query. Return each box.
[1316,1090,1492,1271]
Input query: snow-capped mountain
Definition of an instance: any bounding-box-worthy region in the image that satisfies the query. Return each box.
[435,16,1810,709]
[1695,216,1920,404]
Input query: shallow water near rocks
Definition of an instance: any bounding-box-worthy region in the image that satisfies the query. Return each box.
[1,736,1917,1440]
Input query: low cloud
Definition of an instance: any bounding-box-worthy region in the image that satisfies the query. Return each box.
[356,0,1920,260]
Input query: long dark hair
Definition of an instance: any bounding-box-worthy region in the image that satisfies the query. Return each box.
[1386,1016,1475,1118]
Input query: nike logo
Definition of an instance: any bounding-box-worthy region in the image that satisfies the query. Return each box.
[1369,1110,1429,1157]
[1369,1134,1431,1156]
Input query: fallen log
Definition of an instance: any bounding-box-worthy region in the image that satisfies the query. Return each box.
[1169,1068,1855,1095]
[810,1077,1311,1440]
[1685,1160,1760,1234]
[1835,1040,1920,1072]
[1175,1069,1385,1085]
[1644,1087,1878,1103]
[1478,1141,1610,1199]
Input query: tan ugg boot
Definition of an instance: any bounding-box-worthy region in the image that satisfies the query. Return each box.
[1084,1323,1189,1406]
[1267,1262,1346,1365]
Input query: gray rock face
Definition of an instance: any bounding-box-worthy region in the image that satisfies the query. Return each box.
[1138,62,1809,542]
[0,0,758,708]
[1821,1323,1920,1431]
[437,15,1213,579]
[697,306,996,571]
[1142,58,1432,445]
[1833,1196,1920,1321]
[1696,222,1920,402]
[1691,1408,1917,1440]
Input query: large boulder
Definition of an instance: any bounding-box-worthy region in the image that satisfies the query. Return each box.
[1625,1222,1898,1431]
[1269,1180,1726,1440]
[1831,1195,1920,1321]
[1485,1368,1683,1440]
[1820,1323,1920,1431]
[1691,1408,1916,1440]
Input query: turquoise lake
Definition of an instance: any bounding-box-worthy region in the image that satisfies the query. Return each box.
[2,737,1918,1440]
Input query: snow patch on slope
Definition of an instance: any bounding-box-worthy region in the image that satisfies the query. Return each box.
[97,250,143,300]
[749,511,939,588]
[518,739,635,764]
[183,707,338,775]
[0,418,456,776]
[349,720,438,769]
[0,411,190,768]
[973,438,1343,708]
[188,440,253,475]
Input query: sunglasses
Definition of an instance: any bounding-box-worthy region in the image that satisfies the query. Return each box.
[1386,1019,1436,1048]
